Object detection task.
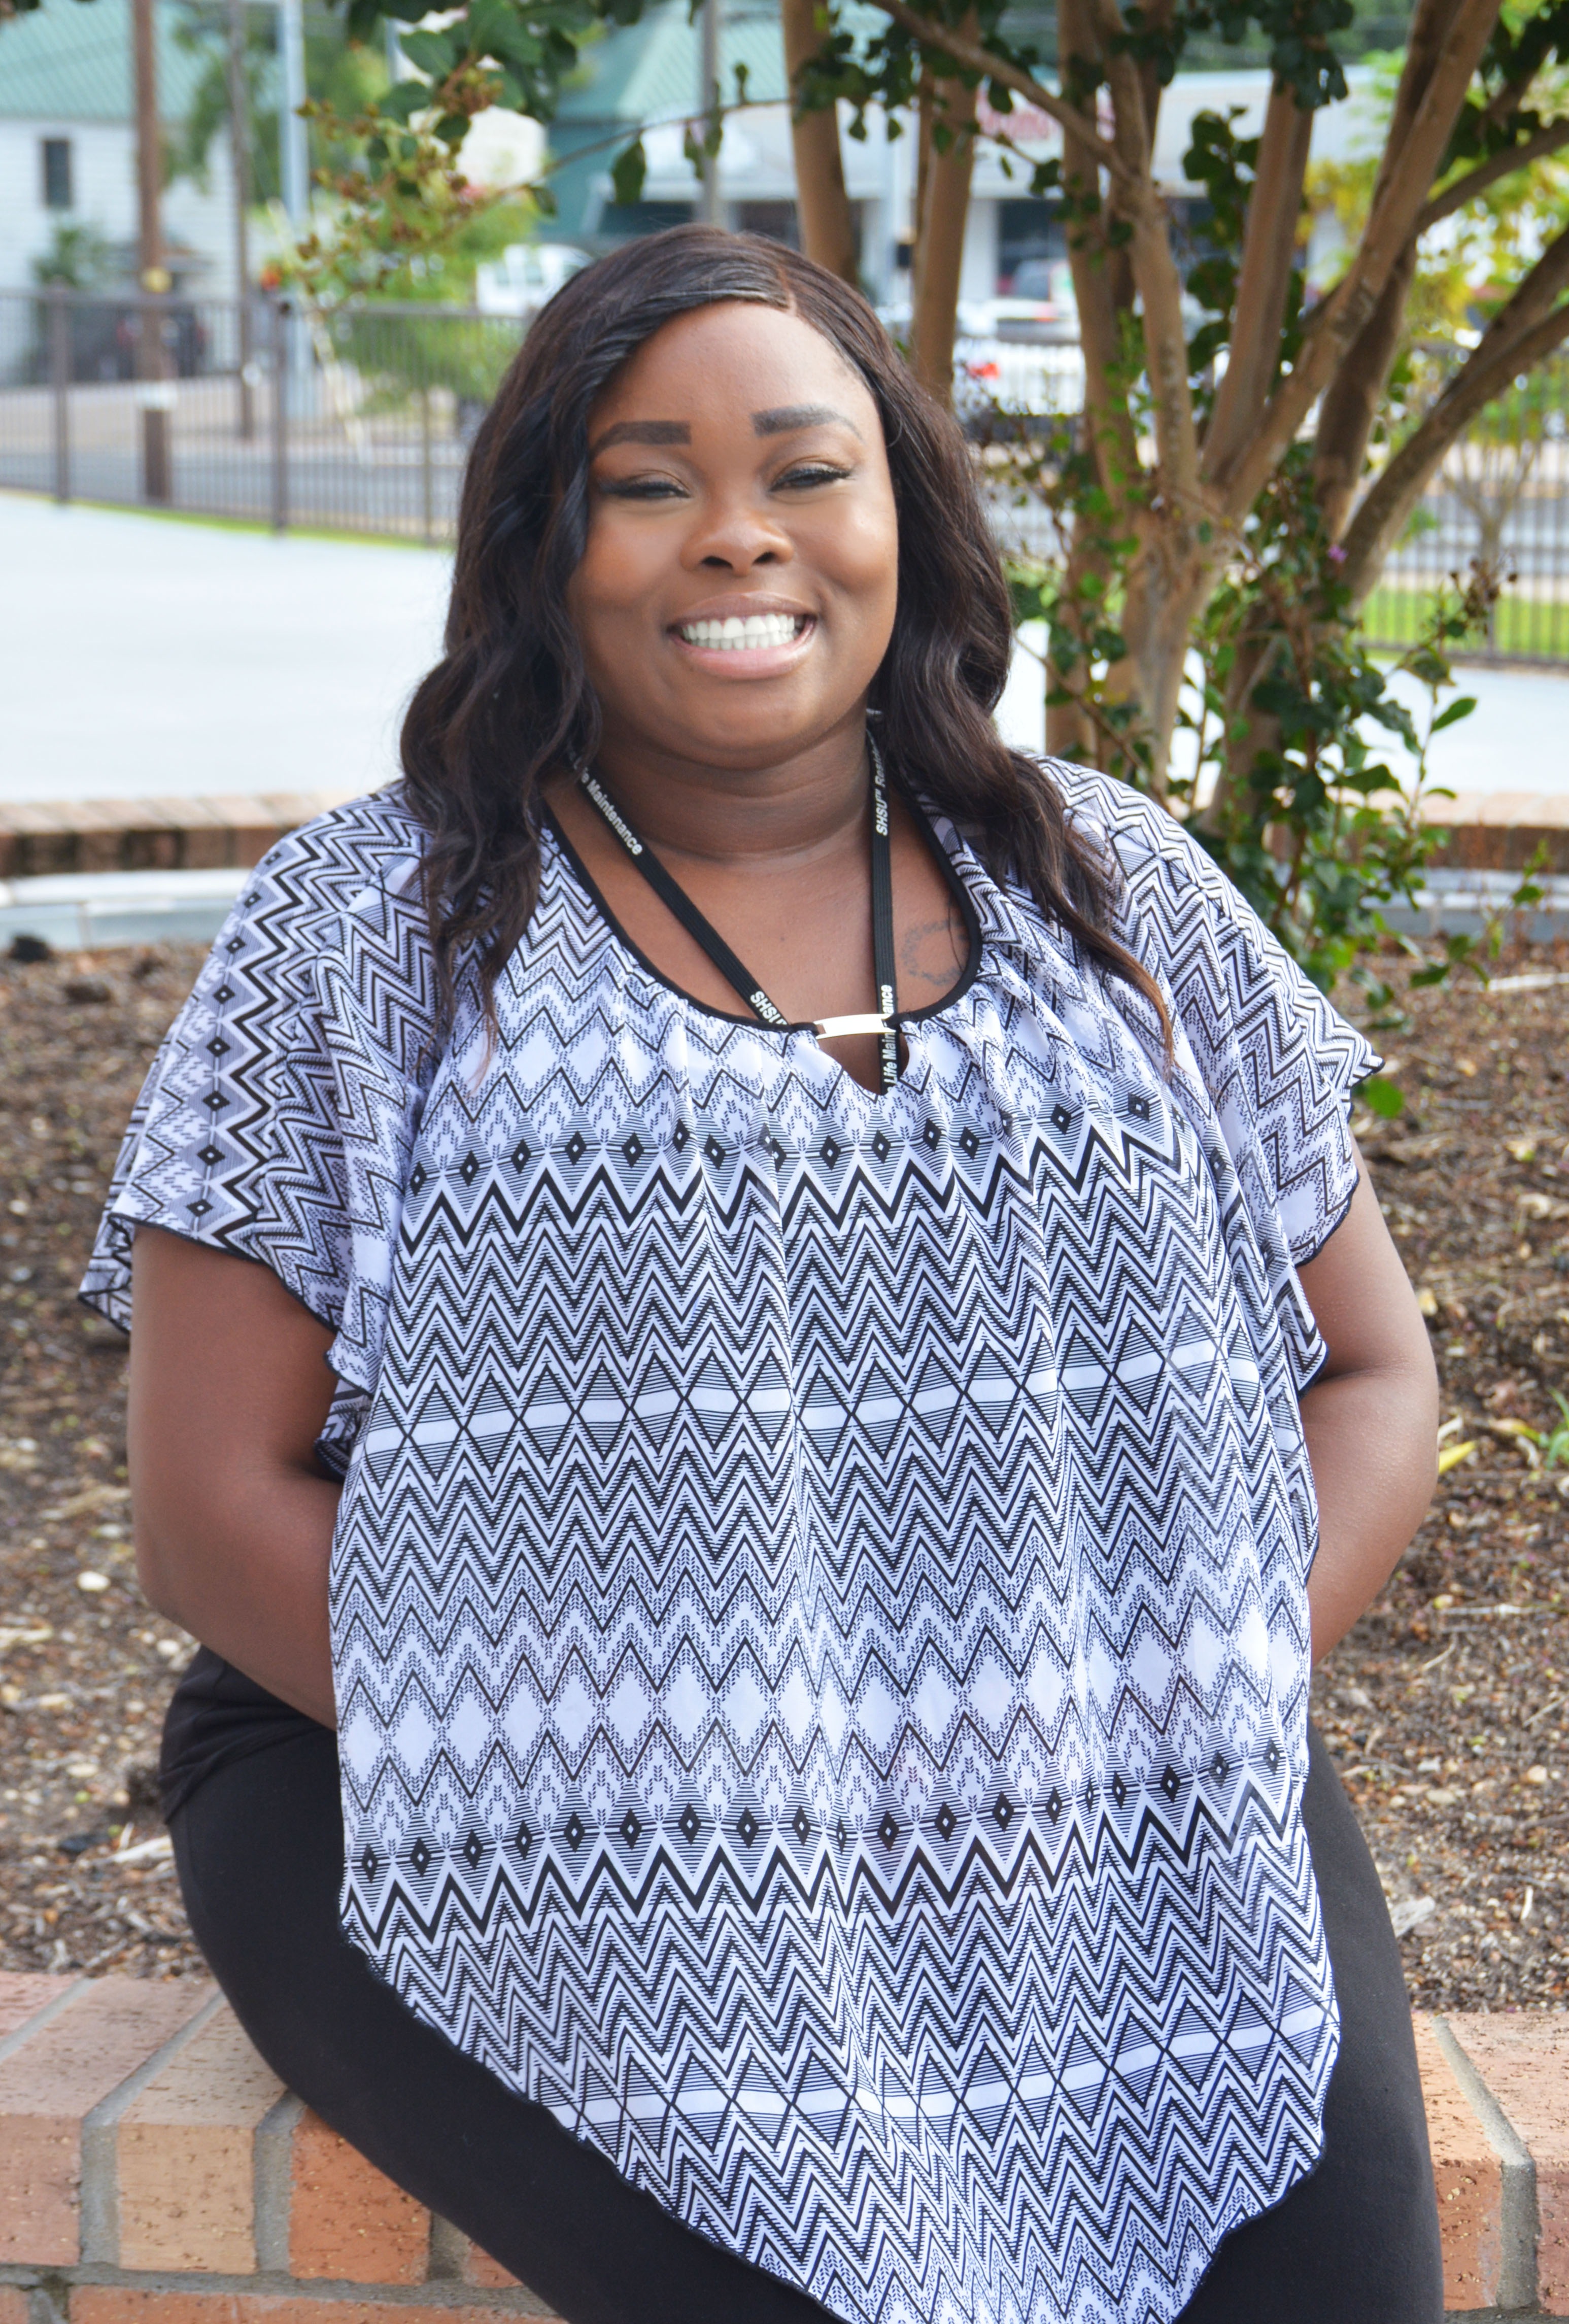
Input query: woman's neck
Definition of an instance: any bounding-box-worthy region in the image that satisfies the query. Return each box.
[587,714,872,873]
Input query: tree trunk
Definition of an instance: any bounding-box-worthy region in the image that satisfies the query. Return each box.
[908,24,979,406]
[1313,242,1418,539]
[780,0,858,284]
[1046,433,1113,763]
[1104,525,1213,796]
[1201,83,1314,490]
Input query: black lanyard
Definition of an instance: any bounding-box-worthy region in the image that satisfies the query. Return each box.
[578,737,901,1094]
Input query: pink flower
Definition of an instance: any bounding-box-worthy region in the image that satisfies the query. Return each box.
[1327,543,1346,563]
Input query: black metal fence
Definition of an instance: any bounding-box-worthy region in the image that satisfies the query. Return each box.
[6,293,1569,667]
[1358,351,1569,666]
[0,287,524,541]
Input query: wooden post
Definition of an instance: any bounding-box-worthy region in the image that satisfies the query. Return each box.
[420,385,434,543]
[269,292,289,532]
[48,286,71,504]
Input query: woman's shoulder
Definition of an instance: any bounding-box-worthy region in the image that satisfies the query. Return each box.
[247,784,430,914]
[1039,759,1210,893]
[1036,758,1274,972]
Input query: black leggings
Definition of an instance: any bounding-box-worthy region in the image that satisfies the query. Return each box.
[169,1715,1442,2324]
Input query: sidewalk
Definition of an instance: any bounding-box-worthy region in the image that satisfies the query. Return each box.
[5,491,1568,808]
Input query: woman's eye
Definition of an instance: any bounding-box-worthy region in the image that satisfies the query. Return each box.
[776,463,850,490]
[601,475,687,500]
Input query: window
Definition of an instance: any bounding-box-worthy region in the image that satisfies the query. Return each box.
[41,138,73,210]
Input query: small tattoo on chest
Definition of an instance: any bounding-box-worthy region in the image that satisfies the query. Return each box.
[900,911,964,989]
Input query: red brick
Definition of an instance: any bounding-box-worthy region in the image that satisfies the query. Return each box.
[0,2286,33,2324]
[0,1972,76,2041]
[1411,2015,1505,2309]
[288,2109,429,2284]
[117,2003,286,2273]
[77,2296,542,2324]
[0,1976,209,2264]
[1449,2013,1569,2315]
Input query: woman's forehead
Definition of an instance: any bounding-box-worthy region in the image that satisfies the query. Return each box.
[589,302,878,434]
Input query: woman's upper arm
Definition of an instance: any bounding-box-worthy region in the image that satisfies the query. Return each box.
[128,1227,338,1593]
[1294,1151,1438,1390]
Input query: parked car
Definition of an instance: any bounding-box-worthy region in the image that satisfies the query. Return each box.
[980,259,1079,345]
[474,243,593,317]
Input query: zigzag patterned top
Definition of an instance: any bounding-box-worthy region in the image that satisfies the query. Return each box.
[86,763,1377,2324]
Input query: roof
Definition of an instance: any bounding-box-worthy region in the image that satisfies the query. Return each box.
[554,0,888,125]
[0,0,218,124]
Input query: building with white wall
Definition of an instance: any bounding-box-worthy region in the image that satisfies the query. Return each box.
[0,0,240,298]
[545,3,1384,307]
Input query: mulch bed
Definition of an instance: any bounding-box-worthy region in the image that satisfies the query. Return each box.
[2,936,1567,2002]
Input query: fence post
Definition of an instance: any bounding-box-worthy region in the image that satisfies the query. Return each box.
[420,385,434,544]
[269,293,288,534]
[47,286,71,505]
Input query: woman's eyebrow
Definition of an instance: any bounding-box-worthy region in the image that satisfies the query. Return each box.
[753,404,863,439]
[589,420,691,454]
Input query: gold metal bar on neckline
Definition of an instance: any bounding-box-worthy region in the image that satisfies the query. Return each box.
[813,1013,896,1040]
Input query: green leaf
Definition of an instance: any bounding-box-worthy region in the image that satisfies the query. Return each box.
[1428,694,1478,734]
[398,27,460,75]
[1358,1075,1405,1119]
[610,135,647,207]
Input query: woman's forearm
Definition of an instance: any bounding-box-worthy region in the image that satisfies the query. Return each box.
[129,1227,343,1727]
[136,1462,340,1726]
[1294,1156,1440,1664]
[1300,1363,1438,1663]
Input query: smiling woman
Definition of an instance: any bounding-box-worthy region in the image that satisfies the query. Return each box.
[88,228,1441,2324]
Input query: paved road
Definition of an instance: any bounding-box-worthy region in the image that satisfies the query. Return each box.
[4,491,1566,806]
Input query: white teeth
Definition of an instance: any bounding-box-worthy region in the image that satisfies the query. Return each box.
[678,613,805,650]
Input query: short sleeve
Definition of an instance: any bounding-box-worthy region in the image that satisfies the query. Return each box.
[1052,766,1380,1266]
[80,792,439,1422]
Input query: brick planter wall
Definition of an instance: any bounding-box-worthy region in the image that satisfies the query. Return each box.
[3,792,1567,884]
[0,1974,1564,2322]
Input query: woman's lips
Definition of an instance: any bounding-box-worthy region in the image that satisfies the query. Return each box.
[668,612,817,674]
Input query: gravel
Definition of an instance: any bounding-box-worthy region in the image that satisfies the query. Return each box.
[2,934,1566,2003]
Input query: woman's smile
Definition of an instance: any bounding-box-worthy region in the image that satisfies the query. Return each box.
[667,594,818,676]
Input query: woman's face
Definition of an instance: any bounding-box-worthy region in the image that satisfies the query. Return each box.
[567,300,900,774]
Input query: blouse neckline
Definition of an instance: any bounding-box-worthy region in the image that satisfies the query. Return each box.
[536,774,985,1043]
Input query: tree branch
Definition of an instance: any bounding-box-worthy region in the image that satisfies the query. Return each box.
[781,0,858,284]
[1340,276,1569,601]
[1313,242,1418,537]
[867,0,1125,178]
[1090,0,1200,502]
[1133,0,1175,168]
[1056,0,1141,517]
[910,17,981,402]
[1201,81,1315,490]
[1220,0,1502,522]
[1416,115,1569,233]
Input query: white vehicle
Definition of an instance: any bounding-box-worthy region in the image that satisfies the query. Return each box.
[475,242,593,317]
[978,259,1079,345]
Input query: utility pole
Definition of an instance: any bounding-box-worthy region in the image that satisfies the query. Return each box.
[278,0,310,226]
[131,0,172,501]
[698,0,721,227]
[226,0,254,438]
[275,0,310,417]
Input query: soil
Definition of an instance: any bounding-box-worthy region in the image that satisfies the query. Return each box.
[1,936,1567,2003]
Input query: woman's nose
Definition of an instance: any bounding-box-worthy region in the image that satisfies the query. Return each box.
[681,497,795,572]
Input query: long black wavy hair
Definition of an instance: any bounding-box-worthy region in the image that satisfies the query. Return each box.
[400,224,1170,1049]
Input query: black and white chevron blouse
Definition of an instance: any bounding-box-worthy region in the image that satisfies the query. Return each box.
[86,764,1377,2324]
